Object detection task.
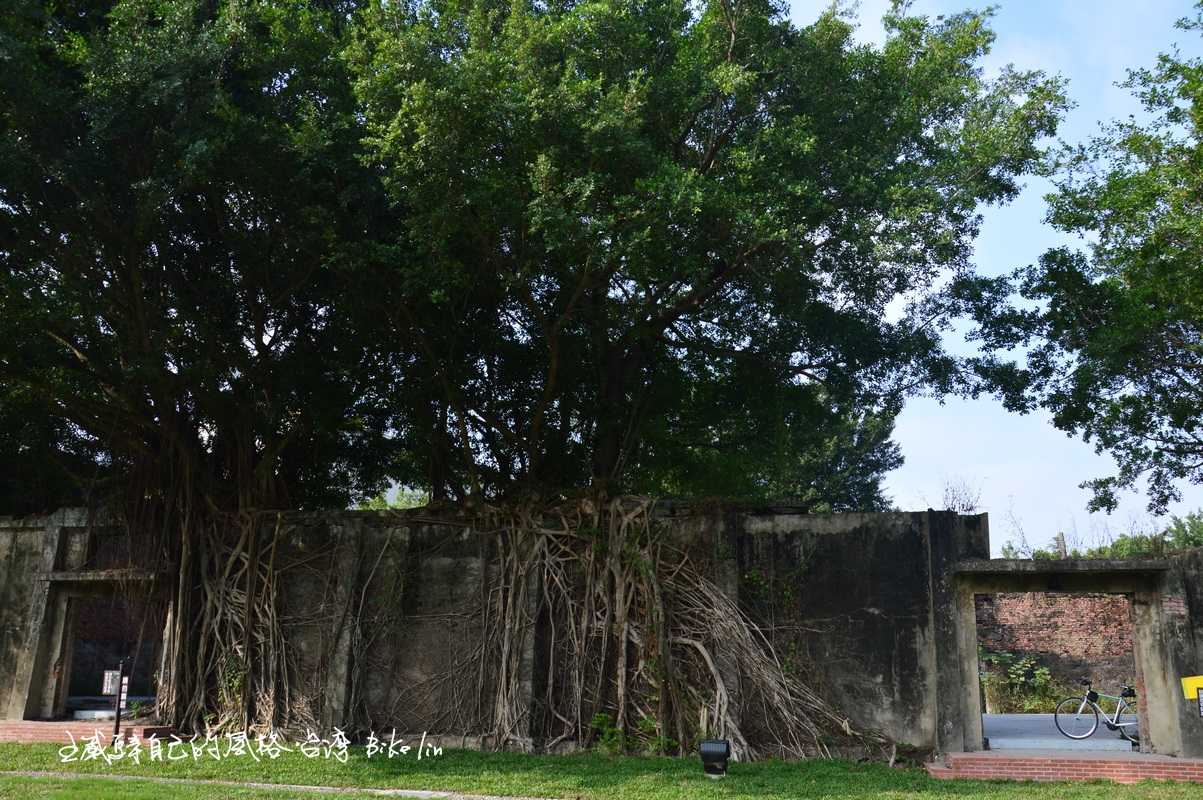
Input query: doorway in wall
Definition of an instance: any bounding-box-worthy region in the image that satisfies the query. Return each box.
[974,591,1139,751]
[63,594,165,720]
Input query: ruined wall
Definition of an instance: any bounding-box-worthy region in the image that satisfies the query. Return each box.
[975,593,1136,692]
[272,514,494,737]
[727,510,989,750]
[272,506,988,751]
[0,506,991,755]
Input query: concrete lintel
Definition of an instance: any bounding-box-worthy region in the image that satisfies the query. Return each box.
[955,558,1171,575]
[37,569,166,584]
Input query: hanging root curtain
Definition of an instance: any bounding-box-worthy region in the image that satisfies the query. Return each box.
[150,495,888,760]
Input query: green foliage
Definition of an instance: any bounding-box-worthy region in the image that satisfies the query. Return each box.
[965,4,1203,514]
[0,384,108,515]
[0,0,1066,511]
[346,0,1065,500]
[589,712,626,756]
[589,712,679,757]
[1162,510,1203,549]
[0,0,401,512]
[125,699,151,719]
[634,715,679,757]
[980,650,1068,713]
[1000,509,1203,559]
[356,488,431,511]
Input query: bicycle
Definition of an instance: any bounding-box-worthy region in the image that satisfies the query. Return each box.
[1054,679,1140,744]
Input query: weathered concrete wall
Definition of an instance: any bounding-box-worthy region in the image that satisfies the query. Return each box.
[262,507,993,752]
[724,509,988,750]
[276,515,500,736]
[0,516,46,718]
[1164,549,1203,759]
[3,506,979,753]
[3,506,1199,760]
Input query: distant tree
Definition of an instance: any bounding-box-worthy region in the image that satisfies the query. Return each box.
[965,5,1203,514]
[1163,509,1203,548]
[357,487,431,510]
[1081,511,1203,557]
[1001,510,1203,560]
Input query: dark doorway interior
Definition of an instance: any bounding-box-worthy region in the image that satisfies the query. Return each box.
[66,595,165,705]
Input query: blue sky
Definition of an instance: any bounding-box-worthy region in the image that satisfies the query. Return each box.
[788,1,1203,553]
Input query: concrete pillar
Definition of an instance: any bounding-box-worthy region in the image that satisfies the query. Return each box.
[1131,588,1182,755]
[12,524,66,719]
[952,581,984,752]
[1166,550,1203,758]
[928,510,990,754]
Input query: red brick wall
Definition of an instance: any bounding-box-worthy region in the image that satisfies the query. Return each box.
[975,592,1136,691]
[930,753,1203,784]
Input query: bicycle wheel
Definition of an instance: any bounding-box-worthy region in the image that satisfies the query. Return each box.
[1055,696,1099,739]
[1117,703,1140,744]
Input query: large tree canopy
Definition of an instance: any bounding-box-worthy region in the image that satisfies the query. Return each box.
[966,5,1203,514]
[0,0,1067,733]
[1,0,1066,515]
[1,0,399,514]
[349,0,1065,501]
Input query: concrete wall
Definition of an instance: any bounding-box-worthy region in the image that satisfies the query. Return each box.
[269,506,987,750]
[1,506,1199,760]
[725,509,988,750]
[0,516,46,718]
[1163,549,1203,758]
[315,506,988,752]
[272,514,497,736]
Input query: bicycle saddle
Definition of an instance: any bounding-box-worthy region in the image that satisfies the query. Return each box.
[1121,685,1137,697]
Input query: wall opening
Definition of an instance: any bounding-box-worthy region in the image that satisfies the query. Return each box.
[64,595,165,720]
[973,591,1141,751]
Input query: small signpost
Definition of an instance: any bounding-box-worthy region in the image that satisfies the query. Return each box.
[1198,687,1203,719]
[105,659,127,746]
[101,669,120,697]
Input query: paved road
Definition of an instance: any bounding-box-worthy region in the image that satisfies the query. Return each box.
[984,713,1138,751]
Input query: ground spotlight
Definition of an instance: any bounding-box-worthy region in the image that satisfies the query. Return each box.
[699,739,730,778]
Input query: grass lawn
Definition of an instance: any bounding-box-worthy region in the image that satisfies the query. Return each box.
[0,774,395,799]
[0,743,1200,799]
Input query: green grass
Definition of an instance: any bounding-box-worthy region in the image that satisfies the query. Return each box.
[0,743,1199,799]
[0,774,391,799]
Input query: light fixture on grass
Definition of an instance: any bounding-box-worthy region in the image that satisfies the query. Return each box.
[699,739,730,778]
